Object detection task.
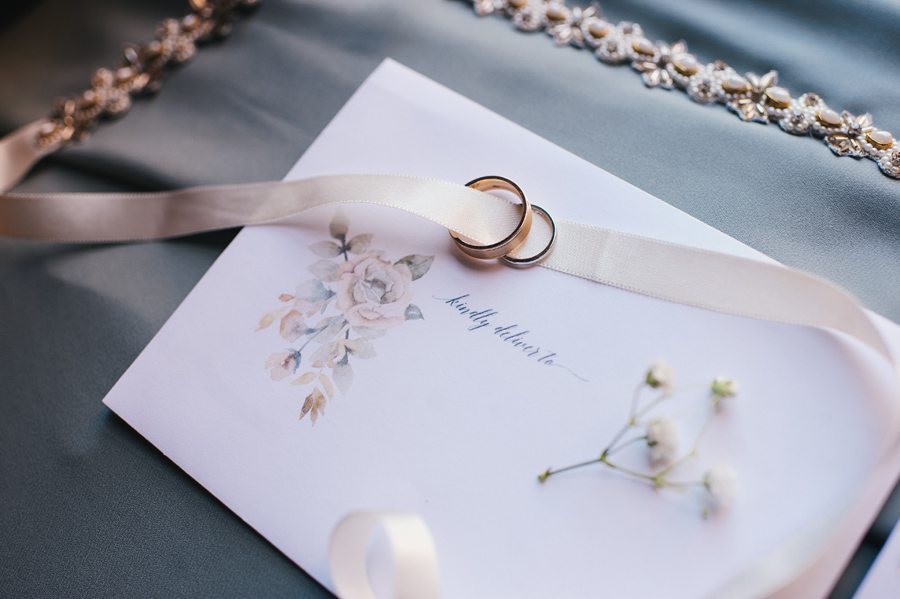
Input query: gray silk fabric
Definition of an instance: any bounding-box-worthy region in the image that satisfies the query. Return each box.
[1,0,898,597]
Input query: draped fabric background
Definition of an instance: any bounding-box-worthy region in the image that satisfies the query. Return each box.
[1,0,899,596]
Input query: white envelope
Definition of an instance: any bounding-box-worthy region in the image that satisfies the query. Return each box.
[103,59,900,599]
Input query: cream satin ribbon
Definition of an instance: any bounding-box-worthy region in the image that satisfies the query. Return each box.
[2,124,898,599]
[0,173,891,366]
[0,123,890,364]
[0,120,56,193]
[330,512,441,599]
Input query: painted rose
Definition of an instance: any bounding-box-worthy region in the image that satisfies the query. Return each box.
[335,254,413,329]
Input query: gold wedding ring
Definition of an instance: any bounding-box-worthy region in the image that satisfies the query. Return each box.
[500,203,556,268]
[449,175,533,260]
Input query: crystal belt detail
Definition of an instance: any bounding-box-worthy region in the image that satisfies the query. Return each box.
[33,0,261,152]
[469,0,900,180]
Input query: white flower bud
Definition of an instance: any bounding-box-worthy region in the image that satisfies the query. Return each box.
[645,358,676,390]
[703,463,737,505]
[711,376,739,398]
[646,417,681,465]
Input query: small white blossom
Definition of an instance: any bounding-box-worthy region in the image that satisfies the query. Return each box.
[703,463,737,505]
[711,376,740,398]
[646,417,681,465]
[645,358,676,390]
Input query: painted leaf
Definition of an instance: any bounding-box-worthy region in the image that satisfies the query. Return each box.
[396,254,434,281]
[315,318,346,344]
[279,310,307,342]
[333,357,354,394]
[352,326,386,339]
[296,279,331,302]
[329,209,349,240]
[346,234,373,254]
[310,392,326,425]
[308,259,339,282]
[300,393,313,420]
[347,338,376,359]
[255,307,286,331]
[300,388,326,425]
[319,374,334,398]
[278,294,295,302]
[309,240,343,258]
[405,304,424,321]
[310,342,335,364]
[292,371,317,385]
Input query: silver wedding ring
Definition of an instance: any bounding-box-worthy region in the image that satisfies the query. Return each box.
[500,203,556,268]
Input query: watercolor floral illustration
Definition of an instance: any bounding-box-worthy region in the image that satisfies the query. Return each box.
[256,209,433,425]
[539,359,740,515]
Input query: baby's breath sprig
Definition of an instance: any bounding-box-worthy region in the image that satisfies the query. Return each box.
[538,359,740,512]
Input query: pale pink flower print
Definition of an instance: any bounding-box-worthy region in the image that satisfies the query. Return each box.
[256,210,433,426]
[335,254,414,330]
[265,351,300,381]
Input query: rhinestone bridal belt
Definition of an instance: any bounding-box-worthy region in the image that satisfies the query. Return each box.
[469,0,900,180]
[32,0,260,152]
[19,0,899,182]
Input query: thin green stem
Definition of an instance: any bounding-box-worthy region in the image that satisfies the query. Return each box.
[655,402,716,478]
[539,454,669,487]
[664,480,705,489]
[538,375,726,494]
[672,383,708,393]
[600,385,673,462]
[633,390,672,423]
[605,435,647,457]
[600,456,662,484]
[629,381,645,420]
[602,421,635,458]
[538,458,603,481]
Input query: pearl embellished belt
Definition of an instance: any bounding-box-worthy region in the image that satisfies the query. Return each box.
[31,0,261,153]
[470,0,900,180]
[4,0,898,188]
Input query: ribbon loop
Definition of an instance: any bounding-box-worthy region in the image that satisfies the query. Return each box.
[329,511,441,599]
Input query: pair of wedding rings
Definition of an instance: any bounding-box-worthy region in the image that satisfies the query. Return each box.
[449,176,557,267]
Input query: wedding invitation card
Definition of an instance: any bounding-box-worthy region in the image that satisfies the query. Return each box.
[103,60,900,598]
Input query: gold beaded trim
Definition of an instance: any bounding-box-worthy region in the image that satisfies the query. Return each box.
[35,0,261,150]
[471,0,900,180]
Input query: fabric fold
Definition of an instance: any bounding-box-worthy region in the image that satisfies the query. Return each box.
[1,171,897,599]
